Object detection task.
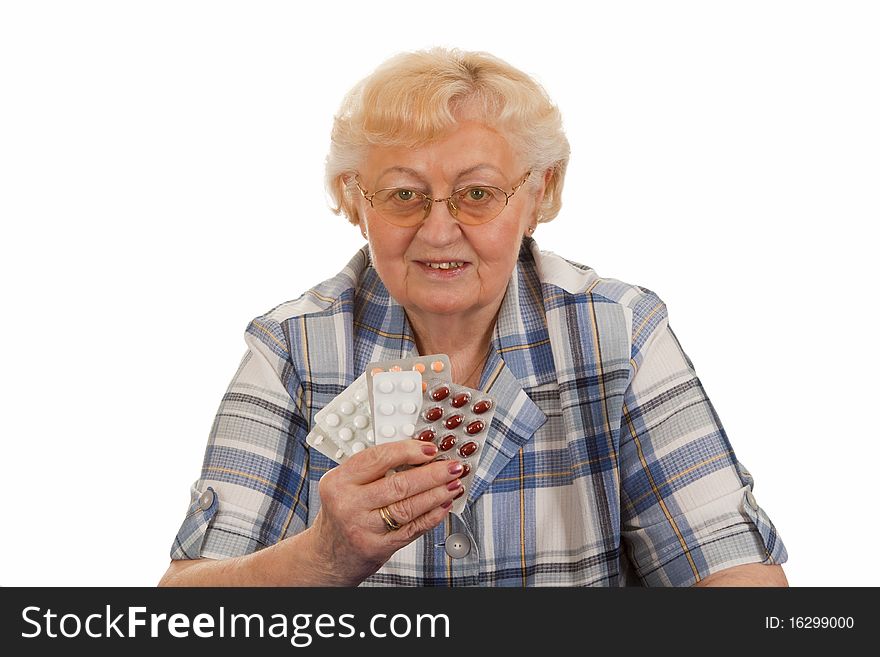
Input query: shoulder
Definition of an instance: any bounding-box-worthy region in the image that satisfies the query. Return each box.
[260,247,368,323]
[530,241,668,320]
[243,247,369,357]
[528,241,673,367]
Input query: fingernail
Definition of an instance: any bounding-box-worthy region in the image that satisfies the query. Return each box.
[447,479,462,491]
[448,462,463,475]
[441,500,453,509]
[453,487,465,500]
[422,443,438,456]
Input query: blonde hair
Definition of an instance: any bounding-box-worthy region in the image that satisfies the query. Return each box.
[325,47,570,226]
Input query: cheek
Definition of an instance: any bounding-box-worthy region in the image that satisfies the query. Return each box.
[472,224,524,268]
[367,221,415,269]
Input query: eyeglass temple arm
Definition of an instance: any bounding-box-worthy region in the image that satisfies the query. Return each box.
[355,180,377,204]
[505,172,531,200]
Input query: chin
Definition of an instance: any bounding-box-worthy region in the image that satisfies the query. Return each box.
[414,295,470,316]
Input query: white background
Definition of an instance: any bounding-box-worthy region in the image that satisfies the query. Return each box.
[1,1,877,587]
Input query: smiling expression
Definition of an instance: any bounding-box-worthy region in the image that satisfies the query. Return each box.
[355,122,543,322]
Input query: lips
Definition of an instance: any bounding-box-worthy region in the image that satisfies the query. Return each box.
[423,261,464,270]
[415,260,470,276]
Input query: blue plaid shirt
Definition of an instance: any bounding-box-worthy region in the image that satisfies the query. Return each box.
[171,238,787,586]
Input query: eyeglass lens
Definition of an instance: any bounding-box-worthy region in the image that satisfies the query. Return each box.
[371,186,508,226]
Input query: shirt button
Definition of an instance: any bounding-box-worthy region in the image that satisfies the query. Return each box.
[199,489,215,508]
[444,532,471,559]
[745,491,758,510]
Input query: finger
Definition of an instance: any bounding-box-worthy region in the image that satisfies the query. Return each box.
[377,477,463,531]
[368,459,463,509]
[386,502,455,545]
[345,440,439,485]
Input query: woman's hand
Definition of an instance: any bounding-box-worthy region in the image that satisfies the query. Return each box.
[307,440,463,585]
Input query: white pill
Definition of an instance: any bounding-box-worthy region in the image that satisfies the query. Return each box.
[380,403,395,416]
[401,423,415,437]
[354,389,368,403]
[353,415,368,429]
[307,433,323,446]
[401,401,417,414]
[380,424,395,438]
[325,413,340,427]
[338,427,353,441]
[339,401,355,415]
[352,442,365,453]
[366,430,374,443]
[400,379,416,393]
[334,449,345,460]
[379,380,394,394]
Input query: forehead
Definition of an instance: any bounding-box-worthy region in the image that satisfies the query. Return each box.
[362,122,521,182]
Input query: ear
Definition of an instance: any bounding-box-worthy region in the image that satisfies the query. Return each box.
[533,166,552,201]
[340,173,364,228]
[531,167,554,224]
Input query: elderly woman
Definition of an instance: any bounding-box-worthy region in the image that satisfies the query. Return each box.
[160,48,787,587]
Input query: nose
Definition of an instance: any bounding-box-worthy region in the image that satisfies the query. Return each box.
[417,197,462,244]
[434,197,459,219]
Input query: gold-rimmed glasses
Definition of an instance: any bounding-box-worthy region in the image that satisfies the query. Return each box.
[355,171,532,227]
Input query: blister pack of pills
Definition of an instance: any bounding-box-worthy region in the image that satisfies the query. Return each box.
[368,370,422,444]
[306,372,374,463]
[367,354,452,395]
[367,354,492,515]
[307,354,492,514]
[411,382,494,514]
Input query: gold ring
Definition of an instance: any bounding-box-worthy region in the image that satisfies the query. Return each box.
[379,505,402,531]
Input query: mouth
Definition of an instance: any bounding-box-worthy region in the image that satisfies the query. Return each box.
[423,261,465,270]
[414,260,470,277]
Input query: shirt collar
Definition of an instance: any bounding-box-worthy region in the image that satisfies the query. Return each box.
[468,240,549,507]
[351,246,417,376]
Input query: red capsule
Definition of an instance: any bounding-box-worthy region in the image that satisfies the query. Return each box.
[459,441,478,458]
[472,399,492,414]
[424,406,443,422]
[416,428,436,442]
[459,462,471,479]
[439,434,457,451]
[431,385,451,401]
[444,414,464,430]
[451,392,471,408]
[465,420,485,435]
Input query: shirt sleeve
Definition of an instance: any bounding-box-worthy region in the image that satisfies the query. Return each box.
[169,315,311,561]
[618,289,788,586]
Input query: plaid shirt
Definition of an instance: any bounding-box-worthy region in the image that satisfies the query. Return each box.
[170,238,787,586]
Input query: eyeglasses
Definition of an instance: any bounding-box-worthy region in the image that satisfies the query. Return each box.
[355,171,532,227]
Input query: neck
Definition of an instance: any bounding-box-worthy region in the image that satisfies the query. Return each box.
[405,299,502,388]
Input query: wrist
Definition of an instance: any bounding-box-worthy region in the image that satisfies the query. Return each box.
[292,521,361,587]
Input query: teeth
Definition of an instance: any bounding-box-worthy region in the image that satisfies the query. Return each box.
[427,262,463,270]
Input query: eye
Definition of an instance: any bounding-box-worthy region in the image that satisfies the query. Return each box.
[467,187,488,201]
[395,189,417,202]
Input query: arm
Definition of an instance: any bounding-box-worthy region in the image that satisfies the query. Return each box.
[619,291,789,586]
[695,563,788,587]
[159,439,461,587]
[159,527,337,587]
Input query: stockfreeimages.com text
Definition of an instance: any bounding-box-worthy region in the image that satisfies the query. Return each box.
[21,605,450,646]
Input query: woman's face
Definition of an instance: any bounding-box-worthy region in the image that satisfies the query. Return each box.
[356,122,543,321]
